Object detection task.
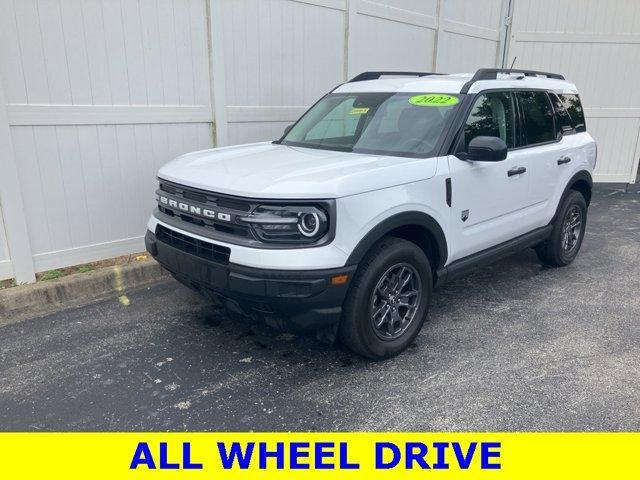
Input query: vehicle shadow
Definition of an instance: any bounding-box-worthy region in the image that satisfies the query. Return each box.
[184,246,548,368]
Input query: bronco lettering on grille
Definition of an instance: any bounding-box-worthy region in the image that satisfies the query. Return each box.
[158,195,232,223]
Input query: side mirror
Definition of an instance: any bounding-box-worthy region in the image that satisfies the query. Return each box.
[283,124,294,136]
[457,136,508,162]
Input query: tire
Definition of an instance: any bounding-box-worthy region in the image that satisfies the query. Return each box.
[536,190,587,267]
[339,237,432,360]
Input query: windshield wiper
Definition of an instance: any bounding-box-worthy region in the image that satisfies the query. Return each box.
[283,141,353,152]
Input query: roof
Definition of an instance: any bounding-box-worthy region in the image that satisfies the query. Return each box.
[333,72,578,95]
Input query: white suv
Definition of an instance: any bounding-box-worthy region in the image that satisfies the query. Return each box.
[146,68,596,359]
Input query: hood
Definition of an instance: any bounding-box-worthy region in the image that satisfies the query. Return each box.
[157,142,439,199]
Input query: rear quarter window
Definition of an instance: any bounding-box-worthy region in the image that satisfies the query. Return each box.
[550,93,574,135]
[559,94,586,133]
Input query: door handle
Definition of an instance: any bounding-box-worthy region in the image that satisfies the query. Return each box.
[507,166,527,177]
[557,156,571,165]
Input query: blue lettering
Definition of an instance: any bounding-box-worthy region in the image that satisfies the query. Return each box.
[432,442,449,469]
[159,442,179,469]
[183,442,203,470]
[218,442,254,469]
[259,442,285,469]
[315,442,335,469]
[339,442,360,469]
[452,442,476,469]
[130,442,156,469]
[375,442,401,469]
[405,442,430,469]
[290,442,310,469]
[481,442,501,470]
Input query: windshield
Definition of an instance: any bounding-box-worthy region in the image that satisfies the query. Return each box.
[280,92,461,157]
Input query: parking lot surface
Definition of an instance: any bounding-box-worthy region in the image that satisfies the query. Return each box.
[1,185,638,431]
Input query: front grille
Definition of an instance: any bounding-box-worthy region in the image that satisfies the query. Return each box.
[160,183,177,194]
[159,180,251,212]
[217,198,251,212]
[156,225,230,264]
[183,190,208,203]
[158,205,251,237]
[157,180,252,239]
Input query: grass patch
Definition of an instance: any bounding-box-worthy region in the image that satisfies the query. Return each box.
[40,269,63,281]
[0,279,17,289]
[3,251,150,289]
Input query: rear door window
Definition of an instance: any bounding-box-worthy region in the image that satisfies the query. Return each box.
[517,91,556,146]
[558,94,586,133]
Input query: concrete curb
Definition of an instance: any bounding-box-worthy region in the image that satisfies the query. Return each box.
[0,259,171,326]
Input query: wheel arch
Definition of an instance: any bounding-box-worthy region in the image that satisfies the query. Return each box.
[569,170,593,205]
[345,211,448,274]
[554,170,593,222]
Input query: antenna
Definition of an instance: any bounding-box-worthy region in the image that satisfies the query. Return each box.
[509,56,517,69]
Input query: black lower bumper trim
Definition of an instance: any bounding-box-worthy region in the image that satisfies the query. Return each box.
[145,230,356,331]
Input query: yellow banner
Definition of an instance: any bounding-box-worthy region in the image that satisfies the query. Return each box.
[1,433,638,479]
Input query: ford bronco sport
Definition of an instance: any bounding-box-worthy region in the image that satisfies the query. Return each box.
[146,68,596,359]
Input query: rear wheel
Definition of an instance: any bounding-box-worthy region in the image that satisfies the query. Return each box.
[536,190,587,267]
[339,237,432,360]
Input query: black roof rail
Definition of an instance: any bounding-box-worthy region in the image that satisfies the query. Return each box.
[460,68,565,94]
[348,71,445,83]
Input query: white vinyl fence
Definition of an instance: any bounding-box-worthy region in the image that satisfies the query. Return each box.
[506,0,640,184]
[216,0,508,145]
[0,0,214,282]
[1,0,639,283]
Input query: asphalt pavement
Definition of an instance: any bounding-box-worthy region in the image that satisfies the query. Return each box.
[1,184,638,431]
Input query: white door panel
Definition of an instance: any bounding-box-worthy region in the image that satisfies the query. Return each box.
[525,139,573,228]
[512,89,565,231]
[447,152,529,262]
[446,88,530,262]
[531,132,596,226]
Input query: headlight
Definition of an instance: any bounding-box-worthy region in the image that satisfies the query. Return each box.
[298,212,320,237]
[239,205,329,244]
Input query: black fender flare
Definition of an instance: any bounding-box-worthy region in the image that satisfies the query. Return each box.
[345,211,448,269]
[553,170,593,222]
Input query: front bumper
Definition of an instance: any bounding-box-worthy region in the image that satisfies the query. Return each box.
[145,229,356,332]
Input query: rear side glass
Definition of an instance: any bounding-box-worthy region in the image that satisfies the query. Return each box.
[559,94,586,133]
[517,91,556,146]
[550,93,574,135]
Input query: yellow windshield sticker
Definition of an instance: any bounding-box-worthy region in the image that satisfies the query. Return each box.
[409,94,459,107]
[349,107,370,115]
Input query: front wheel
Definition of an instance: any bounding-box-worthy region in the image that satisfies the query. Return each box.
[339,237,432,360]
[536,190,587,267]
